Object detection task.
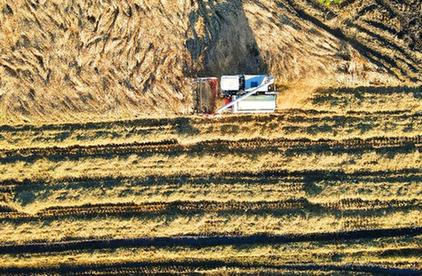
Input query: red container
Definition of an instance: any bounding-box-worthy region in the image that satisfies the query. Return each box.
[223,97,232,105]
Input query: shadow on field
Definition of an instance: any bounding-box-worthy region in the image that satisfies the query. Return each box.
[1,227,421,255]
[185,0,268,76]
[173,117,199,135]
[1,259,422,275]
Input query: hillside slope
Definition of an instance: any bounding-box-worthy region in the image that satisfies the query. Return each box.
[0,0,421,124]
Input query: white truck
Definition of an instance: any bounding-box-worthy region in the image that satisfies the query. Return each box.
[218,74,277,114]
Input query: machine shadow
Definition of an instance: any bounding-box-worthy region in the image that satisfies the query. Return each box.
[185,0,268,77]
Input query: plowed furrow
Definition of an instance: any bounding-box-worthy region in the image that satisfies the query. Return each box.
[0,117,181,133]
[1,199,419,220]
[318,86,421,95]
[0,110,417,133]
[3,168,421,188]
[2,110,421,151]
[1,261,420,275]
[308,86,422,112]
[0,226,420,255]
[286,112,421,123]
[1,136,421,163]
[0,113,303,133]
[0,205,16,213]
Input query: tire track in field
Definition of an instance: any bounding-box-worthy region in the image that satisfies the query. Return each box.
[309,87,422,113]
[290,0,422,81]
[284,0,407,80]
[0,226,420,255]
[2,110,420,151]
[3,168,420,185]
[1,198,420,220]
[1,135,421,163]
[1,260,420,275]
[0,112,298,133]
[2,168,421,196]
[0,109,418,133]
[4,169,419,214]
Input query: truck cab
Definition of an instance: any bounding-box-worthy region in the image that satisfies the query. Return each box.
[220,75,275,96]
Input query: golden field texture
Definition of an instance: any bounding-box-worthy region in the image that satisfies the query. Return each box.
[1,93,421,273]
[0,0,421,274]
[0,0,421,124]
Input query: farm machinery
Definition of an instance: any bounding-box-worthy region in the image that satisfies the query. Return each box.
[193,74,278,114]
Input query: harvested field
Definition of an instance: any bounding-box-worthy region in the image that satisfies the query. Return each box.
[0,0,421,274]
[1,87,421,273]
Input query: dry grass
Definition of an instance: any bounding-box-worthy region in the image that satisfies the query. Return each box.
[1,109,421,151]
[1,150,421,182]
[0,0,421,273]
[2,211,421,245]
[11,179,421,213]
[1,0,420,124]
[1,235,420,270]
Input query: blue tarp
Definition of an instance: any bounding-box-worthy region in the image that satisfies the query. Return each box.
[244,75,266,90]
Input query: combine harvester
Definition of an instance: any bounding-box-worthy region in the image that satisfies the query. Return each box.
[193,75,278,115]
